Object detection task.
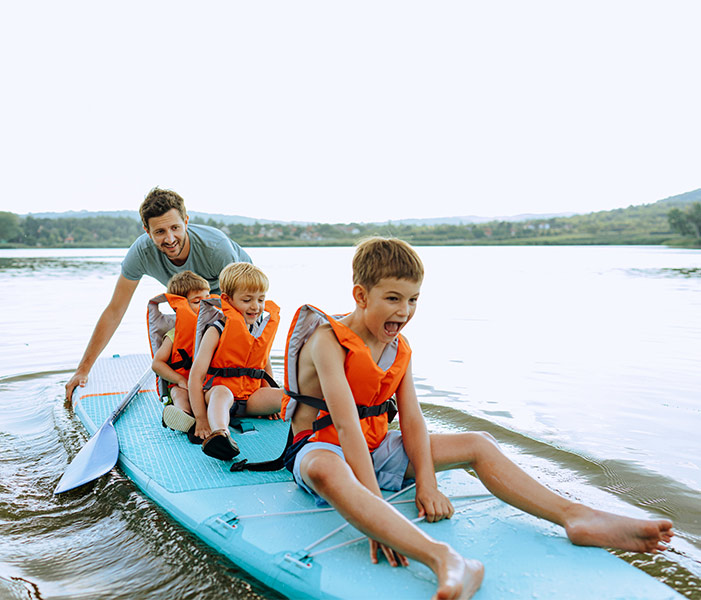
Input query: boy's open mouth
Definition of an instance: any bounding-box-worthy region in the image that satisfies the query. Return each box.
[384,322,401,335]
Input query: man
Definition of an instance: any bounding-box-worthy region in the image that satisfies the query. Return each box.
[64,187,252,401]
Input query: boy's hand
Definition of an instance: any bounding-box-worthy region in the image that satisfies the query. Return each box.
[175,377,188,390]
[369,539,409,568]
[194,417,211,440]
[415,486,454,523]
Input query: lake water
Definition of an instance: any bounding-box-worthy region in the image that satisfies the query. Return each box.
[1,245,699,598]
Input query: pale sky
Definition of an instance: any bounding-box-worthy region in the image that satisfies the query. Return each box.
[1,1,699,223]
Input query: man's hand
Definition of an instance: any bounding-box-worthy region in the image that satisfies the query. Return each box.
[369,539,409,567]
[415,486,454,523]
[65,369,89,404]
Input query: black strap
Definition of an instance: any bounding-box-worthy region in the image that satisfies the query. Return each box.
[287,391,397,433]
[230,427,293,472]
[311,398,397,432]
[228,393,397,473]
[168,348,193,371]
[206,366,279,388]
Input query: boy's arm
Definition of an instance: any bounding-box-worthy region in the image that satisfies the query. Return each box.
[152,338,187,389]
[311,328,382,498]
[188,327,219,439]
[396,359,454,522]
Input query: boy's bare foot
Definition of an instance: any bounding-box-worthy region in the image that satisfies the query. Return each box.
[433,547,484,600]
[564,504,674,553]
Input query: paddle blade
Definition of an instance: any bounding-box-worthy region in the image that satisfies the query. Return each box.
[54,421,119,494]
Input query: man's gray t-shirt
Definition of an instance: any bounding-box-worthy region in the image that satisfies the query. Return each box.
[121,223,252,294]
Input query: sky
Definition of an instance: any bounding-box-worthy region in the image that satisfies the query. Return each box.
[1,1,699,223]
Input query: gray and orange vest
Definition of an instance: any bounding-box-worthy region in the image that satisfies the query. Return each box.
[281,304,411,452]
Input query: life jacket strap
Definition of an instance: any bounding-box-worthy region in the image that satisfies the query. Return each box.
[203,367,279,391]
[227,394,397,473]
[230,427,293,472]
[286,391,398,433]
[167,348,193,372]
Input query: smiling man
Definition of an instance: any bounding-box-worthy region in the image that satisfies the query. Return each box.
[64,187,251,401]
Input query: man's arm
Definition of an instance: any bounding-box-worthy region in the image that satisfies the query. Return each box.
[64,275,140,401]
[396,359,454,522]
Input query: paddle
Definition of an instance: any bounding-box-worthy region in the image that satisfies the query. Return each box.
[54,368,154,494]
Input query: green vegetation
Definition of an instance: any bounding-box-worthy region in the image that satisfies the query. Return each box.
[668,203,701,240]
[1,190,700,248]
[0,214,143,248]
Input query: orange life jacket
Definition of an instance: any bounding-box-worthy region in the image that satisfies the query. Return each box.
[147,292,199,377]
[204,298,281,400]
[281,304,411,452]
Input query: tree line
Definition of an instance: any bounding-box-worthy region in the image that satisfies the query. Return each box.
[1,201,700,248]
[668,203,701,239]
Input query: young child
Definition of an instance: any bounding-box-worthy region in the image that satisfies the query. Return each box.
[149,270,210,434]
[189,262,283,460]
[281,237,674,600]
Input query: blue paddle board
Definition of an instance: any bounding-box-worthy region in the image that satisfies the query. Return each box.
[69,354,682,599]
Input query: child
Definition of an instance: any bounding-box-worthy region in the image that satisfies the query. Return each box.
[189,262,283,460]
[281,237,674,600]
[149,270,210,434]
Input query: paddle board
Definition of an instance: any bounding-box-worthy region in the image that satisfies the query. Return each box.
[68,354,682,599]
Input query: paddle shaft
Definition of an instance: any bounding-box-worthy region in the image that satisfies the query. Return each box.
[109,368,154,423]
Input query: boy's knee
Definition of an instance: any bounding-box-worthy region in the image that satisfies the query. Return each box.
[467,431,500,451]
[303,452,347,492]
[479,431,498,444]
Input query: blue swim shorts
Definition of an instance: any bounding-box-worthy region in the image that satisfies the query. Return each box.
[290,430,414,506]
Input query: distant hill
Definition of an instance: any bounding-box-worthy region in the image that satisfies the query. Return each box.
[5,187,699,248]
[652,188,701,206]
[387,212,577,226]
[16,209,588,226]
[18,187,701,228]
[21,209,278,226]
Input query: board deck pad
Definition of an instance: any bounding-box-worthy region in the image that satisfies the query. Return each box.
[70,354,683,600]
[77,363,292,493]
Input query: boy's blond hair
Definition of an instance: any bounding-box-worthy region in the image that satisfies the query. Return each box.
[353,237,424,290]
[166,270,210,297]
[219,262,269,296]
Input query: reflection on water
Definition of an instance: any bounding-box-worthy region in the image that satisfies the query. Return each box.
[628,267,701,278]
[0,256,122,276]
[1,246,700,598]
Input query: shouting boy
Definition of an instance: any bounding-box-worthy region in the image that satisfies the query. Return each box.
[281,237,674,600]
[189,262,283,460]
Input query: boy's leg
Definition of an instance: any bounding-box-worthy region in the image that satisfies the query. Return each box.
[201,386,239,460]
[299,448,484,600]
[205,386,235,430]
[163,386,196,432]
[170,386,193,414]
[243,388,283,416]
[414,432,673,553]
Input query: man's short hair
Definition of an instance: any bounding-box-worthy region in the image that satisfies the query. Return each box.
[166,270,210,297]
[352,237,424,290]
[219,262,269,297]
[139,187,187,229]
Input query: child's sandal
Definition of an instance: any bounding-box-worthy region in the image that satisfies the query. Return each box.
[162,405,196,433]
[202,429,240,461]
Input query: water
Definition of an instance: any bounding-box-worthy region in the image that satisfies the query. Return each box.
[1,245,700,598]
